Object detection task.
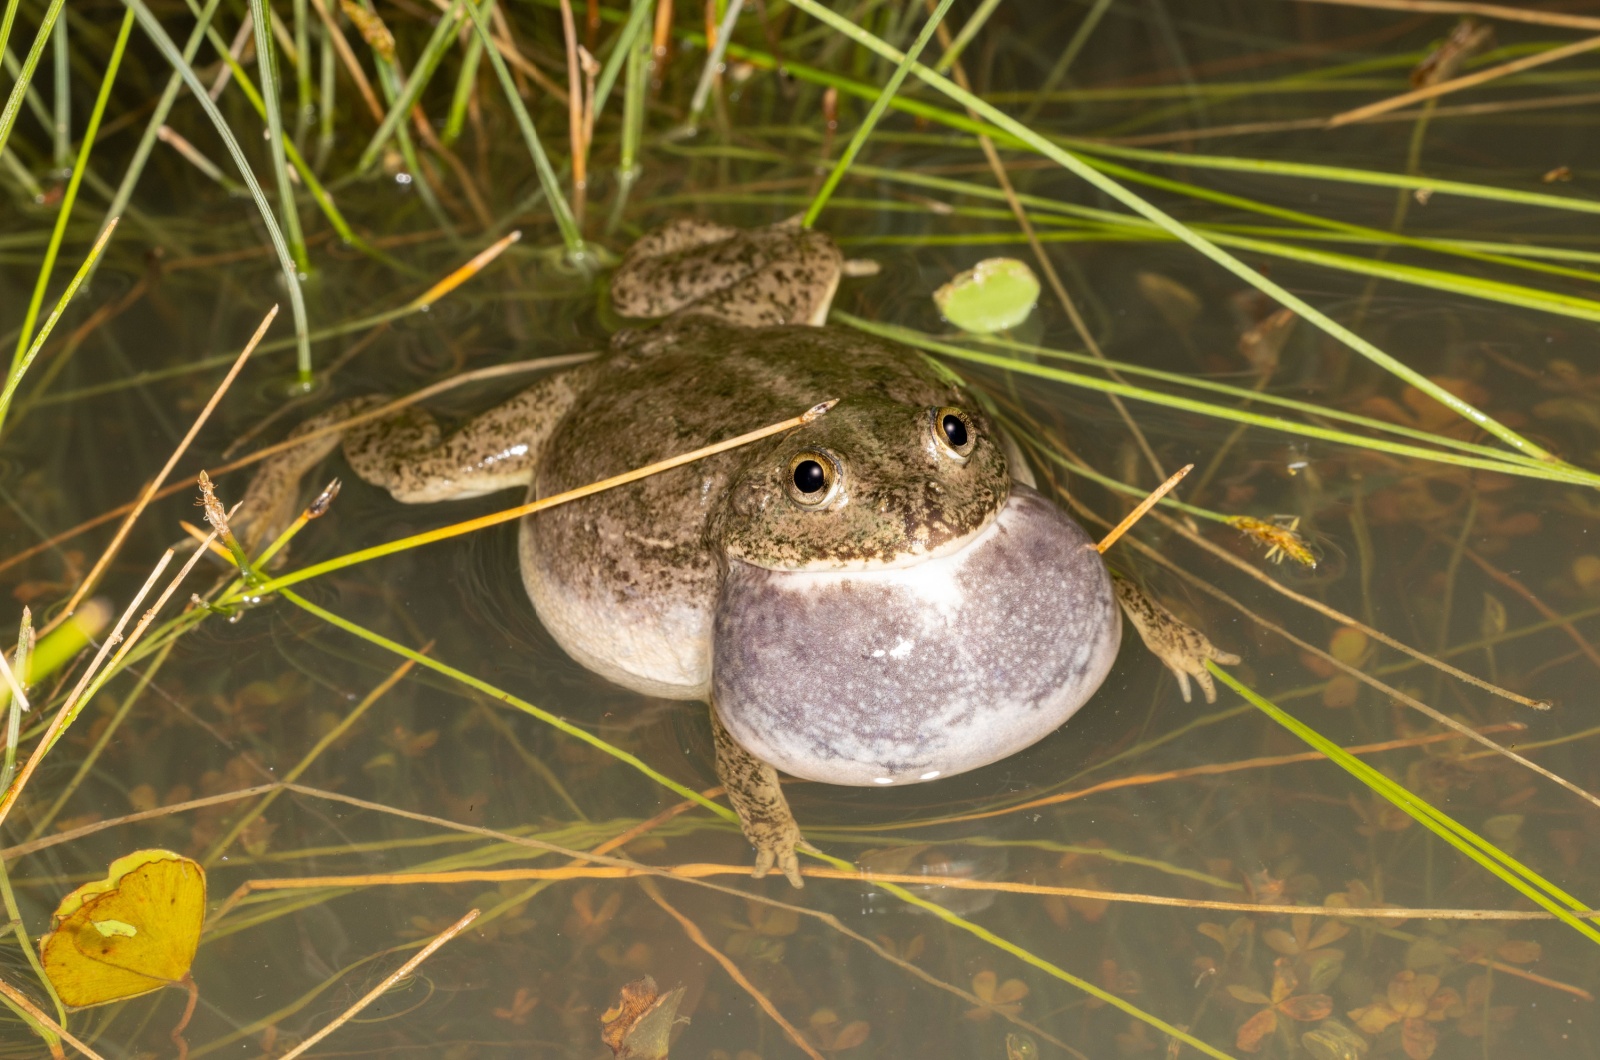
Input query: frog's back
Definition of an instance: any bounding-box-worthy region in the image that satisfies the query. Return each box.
[518,322,965,700]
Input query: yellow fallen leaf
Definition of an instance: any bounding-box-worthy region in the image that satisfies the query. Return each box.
[39,849,206,1008]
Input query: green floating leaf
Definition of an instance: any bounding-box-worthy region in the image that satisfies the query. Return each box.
[933,258,1039,333]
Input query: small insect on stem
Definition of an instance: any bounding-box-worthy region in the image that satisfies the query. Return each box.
[1229,514,1317,568]
[1096,464,1193,554]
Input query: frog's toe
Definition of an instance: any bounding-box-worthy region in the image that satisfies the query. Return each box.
[749,825,811,888]
[1112,572,1240,705]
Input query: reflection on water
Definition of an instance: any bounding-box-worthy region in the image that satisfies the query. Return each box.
[2,0,1600,1057]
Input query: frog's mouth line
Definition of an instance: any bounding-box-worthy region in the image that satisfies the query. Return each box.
[711,485,1122,787]
[731,495,1008,575]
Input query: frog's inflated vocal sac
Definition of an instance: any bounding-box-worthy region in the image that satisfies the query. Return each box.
[239,220,1238,886]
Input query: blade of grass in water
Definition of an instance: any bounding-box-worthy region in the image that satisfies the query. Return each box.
[0,0,65,158]
[9,9,132,376]
[47,4,64,169]
[174,0,407,274]
[355,0,465,174]
[463,0,585,260]
[802,0,954,229]
[590,0,653,124]
[1208,665,1600,947]
[283,591,1235,1060]
[0,0,21,76]
[94,0,225,278]
[121,0,313,384]
[0,219,116,428]
[249,0,311,284]
[781,0,1560,467]
[835,316,1600,488]
[280,590,731,818]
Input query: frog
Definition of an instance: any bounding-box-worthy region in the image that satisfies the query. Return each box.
[236,219,1239,887]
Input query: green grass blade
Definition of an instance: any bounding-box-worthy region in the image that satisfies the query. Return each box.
[122,0,313,393]
[175,0,408,273]
[355,0,464,174]
[835,316,1600,488]
[802,0,955,229]
[686,0,745,129]
[9,9,132,375]
[95,0,225,277]
[281,590,733,820]
[0,218,116,427]
[781,0,1560,467]
[591,0,653,125]
[1208,664,1600,947]
[441,27,484,148]
[931,0,1001,73]
[807,846,1237,1059]
[249,0,311,294]
[47,5,64,169]
[1071,137,1600,219]
[0,0,20,76]
[462,0,584,259]
[0,0,65,158]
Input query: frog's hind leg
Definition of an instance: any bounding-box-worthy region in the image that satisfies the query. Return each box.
[710,701,817,888]
[1111,571,1241,704]
[342,369,584,503]
[611,221,844,328]
[233,370,584,557]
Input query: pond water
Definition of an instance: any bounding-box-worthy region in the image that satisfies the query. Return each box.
[3,0,1600,1057]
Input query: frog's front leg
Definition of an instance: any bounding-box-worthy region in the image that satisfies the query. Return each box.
[1111,571,1241,704]
[710,701,816,888]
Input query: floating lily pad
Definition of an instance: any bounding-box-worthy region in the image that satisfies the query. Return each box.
[933,258,1039,333]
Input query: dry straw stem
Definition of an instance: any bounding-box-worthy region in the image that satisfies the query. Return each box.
[275,907,479,1060]
[1328,33,1600,127]
[249,399,839,596]
[221,862,1583,923]
[1141,505,1549,711]
[0,783,281,862]
[927,13,1169,484]
[1093,498,1600,813]
[0,973,101,1059]
[0,239,554,579]
[201,652,422,866]
[59,304,277,622]
[1298,0,1600,33]
[1095,464,1191,553]
[884,723,1526,831]
[641,878,825,1060]
[0,524,220,831]
[0,356,594,578]
[211,783,1073,1049]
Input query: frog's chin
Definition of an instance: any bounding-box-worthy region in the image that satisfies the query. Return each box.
[711,484,1121,787]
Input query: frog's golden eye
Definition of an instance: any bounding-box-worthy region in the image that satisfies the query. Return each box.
[931,407,976,459]
[786,449,841,508]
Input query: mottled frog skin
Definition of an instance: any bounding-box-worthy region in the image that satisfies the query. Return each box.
[238,219,1238,886]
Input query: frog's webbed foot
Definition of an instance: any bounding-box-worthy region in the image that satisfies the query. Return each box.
[1112,571,1241,704]
[710,702,816,888]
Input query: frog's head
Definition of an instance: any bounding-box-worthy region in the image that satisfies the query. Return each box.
[709,400,1121,788]
[713,397,1011,570]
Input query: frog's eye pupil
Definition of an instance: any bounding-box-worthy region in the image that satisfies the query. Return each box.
[941,414,968,449]
[793,459,827,494]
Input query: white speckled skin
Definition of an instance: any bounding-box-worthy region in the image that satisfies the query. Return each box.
[711,485,1121,786]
